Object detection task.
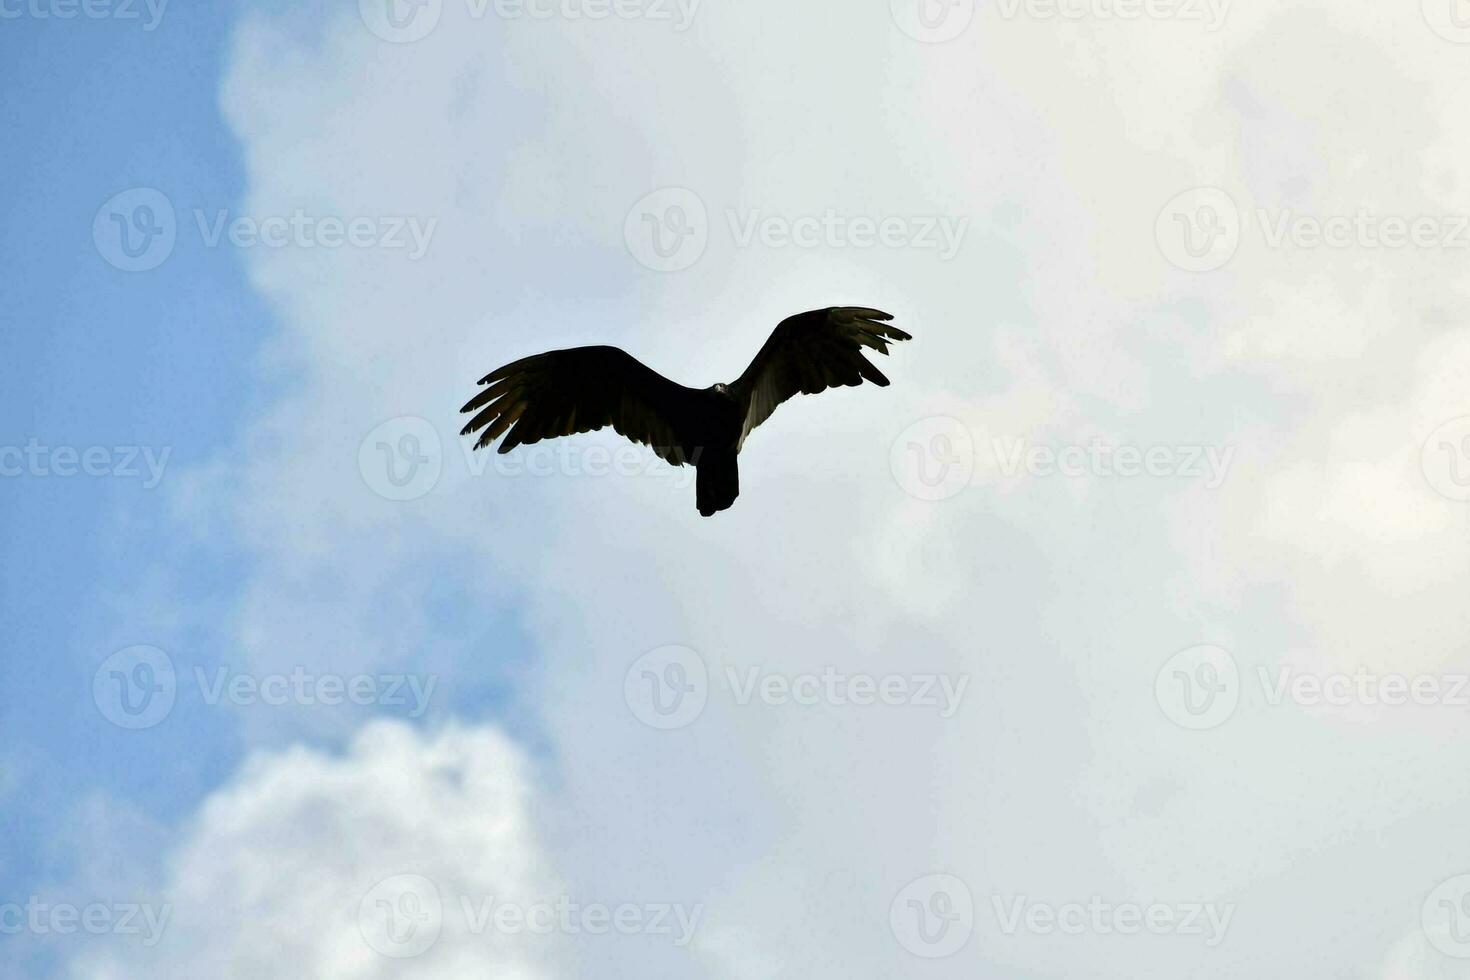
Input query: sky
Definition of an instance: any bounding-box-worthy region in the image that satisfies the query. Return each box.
[4,0,1470,977]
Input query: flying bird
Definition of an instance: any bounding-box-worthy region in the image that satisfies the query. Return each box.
[459,307,911,516]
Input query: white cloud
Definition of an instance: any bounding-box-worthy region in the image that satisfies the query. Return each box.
[72,722,564,979]
[94,1,1470,976]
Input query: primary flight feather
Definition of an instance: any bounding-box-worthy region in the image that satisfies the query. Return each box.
[459,306,911,516]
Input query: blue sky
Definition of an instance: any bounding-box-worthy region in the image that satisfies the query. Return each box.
[1,0,268,926]
[6,3,1470,978]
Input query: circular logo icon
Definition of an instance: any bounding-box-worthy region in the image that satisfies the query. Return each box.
[359,0,442,42]
[359,874,443,958]
[890,0,975,43]
[1155,644,1239,730]
[93,645,177,730]
[1422,416,1470,502]
[624,645,708,730]
[890,417,974,502]
[624,188,708,273]
[1422,874,1470,958]
[359,417,442,501]
[1423,0,1470,43]
[890,873,974,958]
[1156,187,1241,273]
[93,188,176,273]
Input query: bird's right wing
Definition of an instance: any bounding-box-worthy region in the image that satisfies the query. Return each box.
[730,307,911,449]
[460,346,704,465]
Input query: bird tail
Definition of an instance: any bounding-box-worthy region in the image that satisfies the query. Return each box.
[696,452,739,517]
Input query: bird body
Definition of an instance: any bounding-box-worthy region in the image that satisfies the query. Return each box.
[460,307,910,515]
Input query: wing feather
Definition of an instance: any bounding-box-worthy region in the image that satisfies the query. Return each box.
[460,345,703,465]
[729,307,910,448]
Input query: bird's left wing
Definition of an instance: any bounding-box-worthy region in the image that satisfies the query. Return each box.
[729,307,911,449]
[460,345,704,465]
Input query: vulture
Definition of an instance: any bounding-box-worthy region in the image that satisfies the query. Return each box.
[459,307,911,516]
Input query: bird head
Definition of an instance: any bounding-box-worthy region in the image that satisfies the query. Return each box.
[711,383,729,395]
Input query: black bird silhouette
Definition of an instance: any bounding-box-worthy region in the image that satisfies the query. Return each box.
[459,307,911,516]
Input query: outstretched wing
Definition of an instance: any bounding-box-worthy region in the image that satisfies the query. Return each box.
[460,346,703,465]
[730,307,911,448]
